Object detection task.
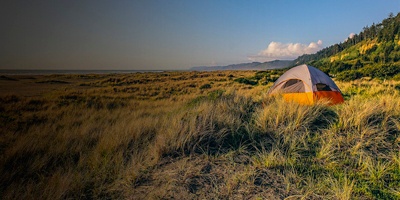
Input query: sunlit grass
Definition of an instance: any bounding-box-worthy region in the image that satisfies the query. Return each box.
[0,71,399,199]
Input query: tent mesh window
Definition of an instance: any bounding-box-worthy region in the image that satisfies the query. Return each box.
[316,83,332,91]
[282,79,305,93]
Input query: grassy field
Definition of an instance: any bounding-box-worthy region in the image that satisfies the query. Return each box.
[0,71,400,199]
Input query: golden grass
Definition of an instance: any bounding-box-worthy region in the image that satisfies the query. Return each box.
[0,71,399,199]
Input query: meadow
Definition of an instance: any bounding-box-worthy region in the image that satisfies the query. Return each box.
[0,71,399,199]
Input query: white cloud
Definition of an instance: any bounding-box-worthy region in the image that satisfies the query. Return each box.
[248,40,323,62]
[345,33,355,42]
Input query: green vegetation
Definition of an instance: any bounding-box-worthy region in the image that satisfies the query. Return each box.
[233,69,285,86]
[234,77,258,85]
[199,83,212,89]
[294,12,400,81]
[0,71,399,199]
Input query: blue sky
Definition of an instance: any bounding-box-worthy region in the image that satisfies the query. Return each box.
[1,0,399,70]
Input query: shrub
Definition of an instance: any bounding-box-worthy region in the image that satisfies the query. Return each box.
[336,70,363,81]
[200,83,212,89]
[234,77,258,85]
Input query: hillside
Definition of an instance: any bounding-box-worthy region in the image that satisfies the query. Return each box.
[293,12,400,81]
[191,60,292,71]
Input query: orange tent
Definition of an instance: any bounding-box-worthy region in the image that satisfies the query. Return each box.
[268,64,344,105]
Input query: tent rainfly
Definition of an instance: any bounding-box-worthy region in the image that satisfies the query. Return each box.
[268,64,344,105]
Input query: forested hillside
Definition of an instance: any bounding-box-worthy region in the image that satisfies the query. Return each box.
[293,12,400,81]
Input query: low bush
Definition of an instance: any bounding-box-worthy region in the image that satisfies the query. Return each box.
[234,77,258,85]
[200,83,212,89]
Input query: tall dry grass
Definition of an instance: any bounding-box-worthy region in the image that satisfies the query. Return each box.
[0,72,399,199]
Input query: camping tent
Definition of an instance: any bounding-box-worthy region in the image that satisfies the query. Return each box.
[268,64,344,105]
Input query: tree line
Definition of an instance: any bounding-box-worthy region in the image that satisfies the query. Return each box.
[293,12,400,81]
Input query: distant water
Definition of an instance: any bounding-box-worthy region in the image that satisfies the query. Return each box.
[0,70,166,75]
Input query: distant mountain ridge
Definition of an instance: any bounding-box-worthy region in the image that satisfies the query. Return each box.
[190,60,293,71]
